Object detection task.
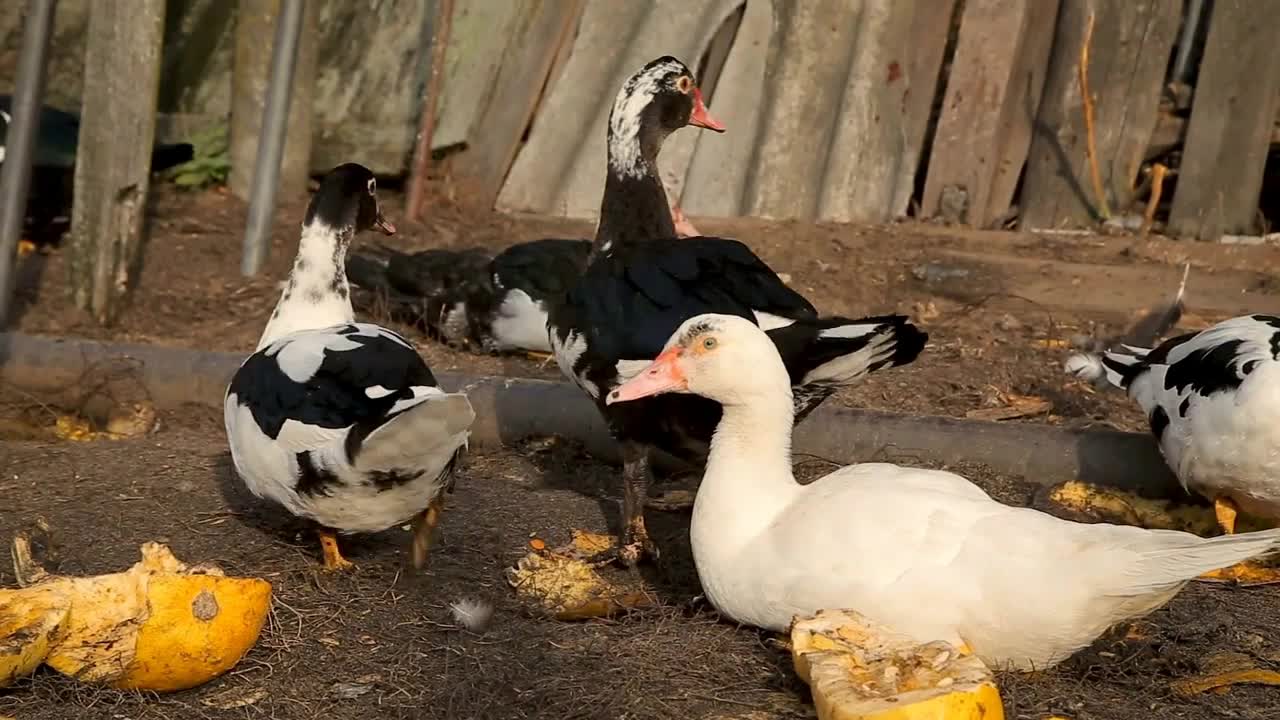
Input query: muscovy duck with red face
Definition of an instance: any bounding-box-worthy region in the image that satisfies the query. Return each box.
[546,56,928,566]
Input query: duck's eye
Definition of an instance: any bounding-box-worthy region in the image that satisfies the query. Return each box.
[702,336,717,350]
[676,75,692,94]
[367,178,376,195]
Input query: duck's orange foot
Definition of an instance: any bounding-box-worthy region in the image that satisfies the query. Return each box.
[317,528,356,572]
[17,239,37,257]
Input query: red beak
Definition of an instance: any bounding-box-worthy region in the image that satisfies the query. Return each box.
[606,347,687,404]
[688,87,725,133]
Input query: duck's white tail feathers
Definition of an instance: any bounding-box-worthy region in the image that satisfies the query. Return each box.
[1064,348,1148,389]
[1113,527,1280,595]
[352,392,475,473]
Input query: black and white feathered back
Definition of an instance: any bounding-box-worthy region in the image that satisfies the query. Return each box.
[224,163,474,536]
[1067,314,1280,508]
[225,323,473,534]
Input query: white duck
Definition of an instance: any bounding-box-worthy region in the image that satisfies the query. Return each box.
[1067,313,1280,584]
[225,163,475,571]
[606,313,1280,671]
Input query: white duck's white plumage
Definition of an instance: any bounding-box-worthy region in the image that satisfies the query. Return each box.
[606,313,1280,671]
[1067,313,1280,521]
[224,164,474,568]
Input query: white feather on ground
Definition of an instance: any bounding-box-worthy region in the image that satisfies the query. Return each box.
[449,597,495,633]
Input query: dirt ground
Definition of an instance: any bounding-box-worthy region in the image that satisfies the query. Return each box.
[3,185,1280,718]
[2,422,1280,720]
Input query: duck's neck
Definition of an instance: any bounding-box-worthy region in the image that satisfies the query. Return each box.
[690,386,801,567]
[256,222,355,350]
[591,129,676,259]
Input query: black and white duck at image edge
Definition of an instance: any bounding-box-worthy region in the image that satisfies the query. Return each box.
[546,56,928,566]
[1067,313,1280,584]
[224,163,475,572]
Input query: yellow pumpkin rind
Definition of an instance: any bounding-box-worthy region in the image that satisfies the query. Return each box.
[792,609,1005,720]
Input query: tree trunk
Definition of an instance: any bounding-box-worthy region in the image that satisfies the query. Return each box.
[229,0,317,202]
[68,0,166,325]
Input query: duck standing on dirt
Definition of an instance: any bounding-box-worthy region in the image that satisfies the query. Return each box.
[608,312,1280,671]
[1067,313,1280,584]
[224,164,475,571]
[546,56,928,566]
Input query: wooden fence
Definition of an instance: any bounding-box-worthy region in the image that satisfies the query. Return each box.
[436,0,1280,241]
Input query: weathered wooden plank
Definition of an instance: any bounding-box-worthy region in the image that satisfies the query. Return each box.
[496,0,738,218]
[740,0,946,223]
[68,0,166,325]
[1167,0,1280,241]
[229,0,317,200]
[922,0,1059,227]
[681,0,774,219]
[432,1,524,152]
[897,0,958,216]
[745,0,864,220]
[448,0,585,209]
[820,0,931,223]
[1019,0,1179,230]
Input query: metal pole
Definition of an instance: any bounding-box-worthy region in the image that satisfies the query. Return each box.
[0,0,57,326]
[240,0,305,277]
[1170,0,1205,85]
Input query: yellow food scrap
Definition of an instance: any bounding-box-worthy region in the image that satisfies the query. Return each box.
[3,537,271,693]
[53,415,97,442]
[1040,481,1270,536]
[0,586,71,688]
[567,529,615,556]
[791,609,1003,720]
[506,532,651,620]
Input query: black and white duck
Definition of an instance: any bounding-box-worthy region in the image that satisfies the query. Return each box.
[0,96,194,251]
[347,237,590,356]
[1067,313,1280,584]
[345,201,702,357]
[546,56,928,565]
[224,163,475,572]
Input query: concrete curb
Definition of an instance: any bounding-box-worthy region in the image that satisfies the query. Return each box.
[0,332,1180,496]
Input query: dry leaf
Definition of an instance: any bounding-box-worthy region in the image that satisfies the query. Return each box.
[966,394,1051,421]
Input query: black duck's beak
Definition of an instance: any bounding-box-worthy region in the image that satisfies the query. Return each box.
[374,212,397,236]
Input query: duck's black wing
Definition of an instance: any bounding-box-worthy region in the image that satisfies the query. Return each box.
[492,238,591,303]
[553,236,816,367]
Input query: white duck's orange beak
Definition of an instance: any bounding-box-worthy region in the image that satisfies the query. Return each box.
[606,347,687,404]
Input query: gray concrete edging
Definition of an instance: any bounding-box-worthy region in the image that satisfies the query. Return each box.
[0,332,1180,496]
